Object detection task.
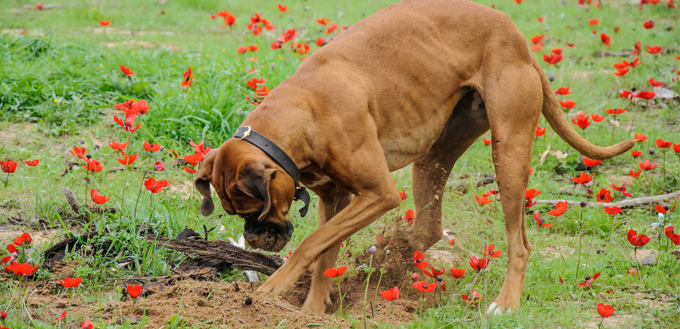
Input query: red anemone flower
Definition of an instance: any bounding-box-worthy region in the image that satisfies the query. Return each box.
[316,18,329,25]
[605,108,626,115]
[664,226,680,245]
[399,189,408,201]
[591,114,605,122]
[655,138,673,149]
[144,177,170,193]
[548,201,568,216]
[413,250,429,270]
[118,154,137,166]
[604,206,622,215]
[1,160,18,174]
[639,160,657,171]
[380,286,399,301]
[127,284,143,298]
[119,64,134,76]
[70,146,86,159]
[90,189,111,205]
[13,233,32,246]
[655,204,667,214]
[469,256,488,271]
[423,267,446,278]
[582,158,602,167]
[181,67,193,91]
[559,99,576,109]
[577,272,600,287]
[277,4,288,12]
[484,244,502,258]
[326,23,338,34]
[572,172,595,184]
[596,188,613,203]
[450,268,465,278]
[461,291,483,305]
[474,195,492,205]
[526,188,541,200]
[555,86,571,95]
[630,150,642,157]
[184,153,203,166]
[482,138,491,145]
[403,209,415,224]
[571,114,591,130]
[154,161,165,172]
[83,158,102,172]
[316,38,326,46]
[600,33,611,46]
[113,115,140,133]
[646,46,662,55]
[589,18,600,25]
[609,183,632,197]
[533,211,553,228]
[634,91,656,100]
[412,281,437,293]
[598,304,615,318]
[614,68,629,76]
[629,170,641,178]
[100,20,110,26]
[109,141,128,154]
[190,140,211,157]
[23,159,39,167]
[323,266,348,278]
[6,261,39,277]
[143,141,161,152]
[536,126,546,136]
[59,277,82,288]
[543,53,562,65]
[182,166,198,174]
[56,311,67,321]
[648,78,664,87]
[81,320,94,329]
[674,144,680,153]
[627,229,650,247]
[634,134,648,143]
[246,77,266,90]
[643,20,654,29]
[530,34,545,44]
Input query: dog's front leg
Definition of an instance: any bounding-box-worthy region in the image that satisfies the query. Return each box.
[301,188,351,314]
[258,185,401,299]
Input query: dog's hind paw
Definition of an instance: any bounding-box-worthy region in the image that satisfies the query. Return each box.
[487,302,510,315]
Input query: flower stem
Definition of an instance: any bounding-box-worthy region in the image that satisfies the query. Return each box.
[576,208,583,279]
[337,278,343,317]
[362,255,373,329]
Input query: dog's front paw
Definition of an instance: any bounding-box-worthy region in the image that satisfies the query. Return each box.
[301,288,332,314]
[257,263,304,296]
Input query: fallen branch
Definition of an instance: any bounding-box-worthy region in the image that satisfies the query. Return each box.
[592,50,632,57]
[148,233,283,276]
[534,189,680,208]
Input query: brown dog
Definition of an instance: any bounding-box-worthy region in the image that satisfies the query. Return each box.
[196,0,634,315]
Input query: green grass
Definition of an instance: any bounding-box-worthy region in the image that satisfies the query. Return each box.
[1,0,680,328]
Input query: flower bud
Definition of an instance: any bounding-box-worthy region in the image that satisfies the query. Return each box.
[368,245,377,255]
[94,144,100,150]
[580,201,587,208]
[649,148,655,155]
[548,73,554,82]
[385,250,391,255]
[160,146,165,152]
[410,273,418,281]
[80,138,85,145]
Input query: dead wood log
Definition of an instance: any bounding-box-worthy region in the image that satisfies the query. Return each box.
[44,231,99,265]
[534,189,680,208]
[147,234,283,276]
[62,187,80,214]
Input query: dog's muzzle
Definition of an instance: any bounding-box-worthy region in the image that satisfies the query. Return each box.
[240,212,294,252]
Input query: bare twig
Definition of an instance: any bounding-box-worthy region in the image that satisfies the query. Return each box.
[263,297,303,315]
[236,317,249,325]
[534,190,680,208]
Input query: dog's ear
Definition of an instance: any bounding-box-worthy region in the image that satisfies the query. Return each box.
[251,168,277,221]
[195,150,216,216]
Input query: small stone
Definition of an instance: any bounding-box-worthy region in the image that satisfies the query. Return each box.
[629,249,657,266]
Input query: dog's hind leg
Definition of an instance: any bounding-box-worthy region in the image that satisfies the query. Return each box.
[411,90,490,251]
[301,187,351,314]
[483,66,542,315]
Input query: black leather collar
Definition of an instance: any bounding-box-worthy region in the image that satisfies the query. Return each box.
[233,126,310,217]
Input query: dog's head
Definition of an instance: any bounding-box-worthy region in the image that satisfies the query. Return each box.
[195,139,296,252]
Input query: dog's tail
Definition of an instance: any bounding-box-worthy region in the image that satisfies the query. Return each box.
[534,59,634,160]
